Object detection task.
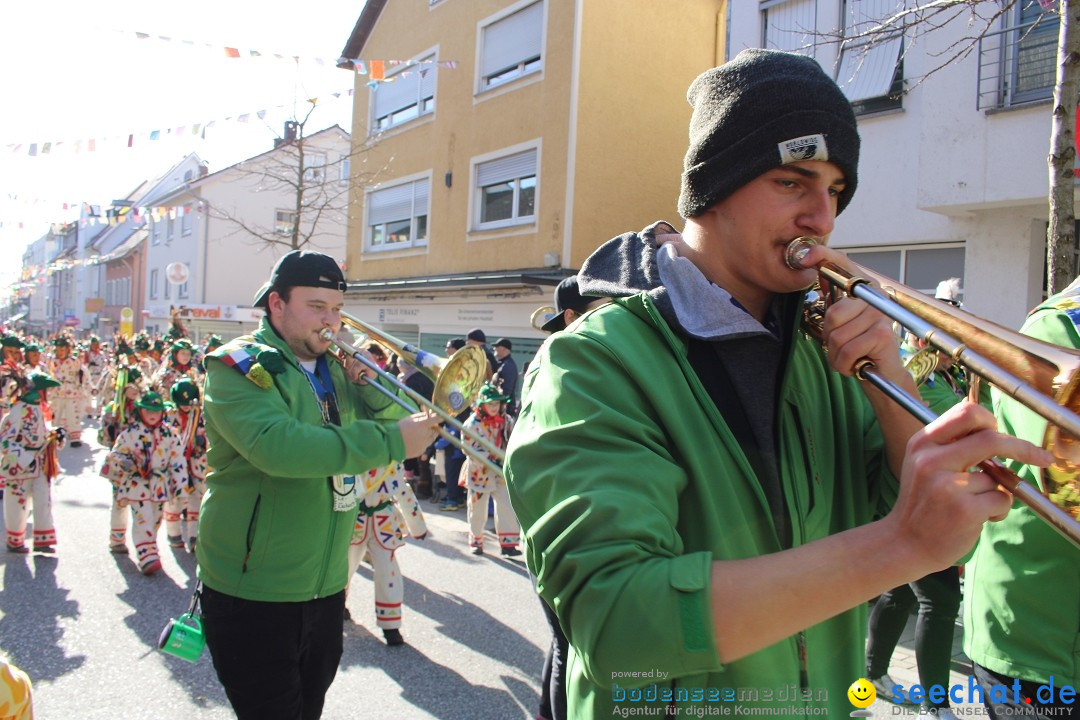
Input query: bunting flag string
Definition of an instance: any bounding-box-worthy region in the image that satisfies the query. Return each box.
[343,57,459,89]
[2,90,354,158]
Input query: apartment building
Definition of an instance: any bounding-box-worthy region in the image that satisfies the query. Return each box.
[339,0,726,364]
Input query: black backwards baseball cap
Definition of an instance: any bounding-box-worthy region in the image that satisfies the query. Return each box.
[253,250,346,308]
[542,276,595,333]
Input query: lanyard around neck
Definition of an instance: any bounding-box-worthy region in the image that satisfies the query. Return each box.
[301,355,340,426]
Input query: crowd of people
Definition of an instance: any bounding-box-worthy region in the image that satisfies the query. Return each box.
[4,47,1080,720]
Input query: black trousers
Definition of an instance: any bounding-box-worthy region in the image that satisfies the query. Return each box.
[866,566,962,708]
[201,585,345,720]
[974,664,1078,718]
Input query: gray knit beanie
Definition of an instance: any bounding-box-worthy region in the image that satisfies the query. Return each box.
[677,48,860,218]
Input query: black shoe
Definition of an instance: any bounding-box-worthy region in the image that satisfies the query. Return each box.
[343,606,352,622]
[471,546,484,556]
[383,628,405,646]
[70,441,83,448]
[500,547,522,557]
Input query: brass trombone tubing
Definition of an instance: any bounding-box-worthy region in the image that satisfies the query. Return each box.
[319,329,505,479]
[786,238,1080,549]
[338,312,507,463]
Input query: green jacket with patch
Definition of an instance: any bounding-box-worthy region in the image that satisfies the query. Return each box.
[196,317,407,602]
[964,293,1080,685]
[505,292,898,719]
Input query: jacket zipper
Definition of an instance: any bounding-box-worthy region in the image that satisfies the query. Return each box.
[241,494,261,573]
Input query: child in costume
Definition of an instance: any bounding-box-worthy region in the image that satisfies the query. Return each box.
[0,372,64,553]
[163,378,208,553]
[47,336,84,447]
[463,383,520,557]
[347,463,428,646]
[100,390,185,574]
[152,338,199,397]
[98,367,143,450]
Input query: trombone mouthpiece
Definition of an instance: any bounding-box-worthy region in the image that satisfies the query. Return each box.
[784,237,819,270]
[319,328,335,342]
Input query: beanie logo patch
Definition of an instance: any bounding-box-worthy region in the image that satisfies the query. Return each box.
[778,134,828,164]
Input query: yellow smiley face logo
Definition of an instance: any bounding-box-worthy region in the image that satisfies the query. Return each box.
[847,678,876,708]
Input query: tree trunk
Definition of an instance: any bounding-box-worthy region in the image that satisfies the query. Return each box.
[1047,0,1080,295]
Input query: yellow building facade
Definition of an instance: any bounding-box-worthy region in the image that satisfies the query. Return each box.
[339,0,727,370]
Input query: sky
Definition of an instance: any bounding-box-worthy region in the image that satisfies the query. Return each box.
[0,0,365,303]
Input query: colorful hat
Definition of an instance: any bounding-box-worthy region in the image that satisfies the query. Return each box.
[204,334,223,350]
[476,383,509,404]
[171,338,195,353]
[89,335,101,344]
[134,335,151,351]
[1,335,24,349]
[124,367,143,384]
[170,378,201,406]
[135,390,167,411]
[23,343,40,354]
[51,336,71,347]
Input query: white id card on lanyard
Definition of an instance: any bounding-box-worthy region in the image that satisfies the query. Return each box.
[332,474,357,512]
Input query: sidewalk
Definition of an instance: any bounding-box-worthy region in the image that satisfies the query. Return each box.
[865,601,983,718]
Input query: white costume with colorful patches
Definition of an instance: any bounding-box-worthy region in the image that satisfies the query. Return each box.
[0,399,59,551]
[83,348,109,415]
[162,407,208,547]
[463,409,519,552]
[100,420,185,571]
[47,354,83,443]
[348,463,427,630]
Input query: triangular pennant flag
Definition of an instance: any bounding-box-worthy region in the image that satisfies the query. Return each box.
[28,144,37,156]
[150,130,160,140]
[355,60,367,75]
[224,47,241,58]
[41,142,51,154]
[135,32,150,39]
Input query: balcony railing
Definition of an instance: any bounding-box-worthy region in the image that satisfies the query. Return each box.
[977,19,1057,111]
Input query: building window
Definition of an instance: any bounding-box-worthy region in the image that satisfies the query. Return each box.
[978,3,1058,110]
[181,204,193,236]
[275,210,296,236]
[366,176,430,251]
[340,156,351,185]
[844,244,966,298]
[303,153,327,184]
[478,0,543,92]
[167,214,176,243]
[473,146,537,229]
[151,218,161,245]
[835,0,904,115]
[164,274,171,300]
[371,51,437,133]
[150,268,159,299]
[761,0,818,53]
[178,280,189,299]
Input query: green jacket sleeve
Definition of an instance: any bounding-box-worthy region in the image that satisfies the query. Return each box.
[506,330,722,686]
[204,355,406,478]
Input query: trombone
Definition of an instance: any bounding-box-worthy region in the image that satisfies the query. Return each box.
[785,237,1080,549]
[319,316,506,478]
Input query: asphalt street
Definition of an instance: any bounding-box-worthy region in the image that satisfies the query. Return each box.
[0,418,550,719]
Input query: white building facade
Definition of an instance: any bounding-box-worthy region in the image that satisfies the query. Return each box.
[734,1,1064,330]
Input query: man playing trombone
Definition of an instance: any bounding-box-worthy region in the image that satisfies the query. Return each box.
[505,49,1052,719]
[196,249,441,720]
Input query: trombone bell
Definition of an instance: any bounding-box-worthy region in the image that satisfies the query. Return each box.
[340,313,486,415]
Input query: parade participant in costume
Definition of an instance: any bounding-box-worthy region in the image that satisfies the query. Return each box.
[163,378,208,553]
[197,335,223,374]
[964,278,1080,719]
[22,344,46,375]
[47,336,85,447]
[346,462,428,646]
[100,390,184,574]
[1,335,25,420]
[0,656,34,720]
[463,383,519,557]
[505,49,1050,718]
[99,368,144,555]
[0,372,64,553]
[133,334,158,380]
[152,338,199,397]
[196,249,441,720]
[83,335,109,418]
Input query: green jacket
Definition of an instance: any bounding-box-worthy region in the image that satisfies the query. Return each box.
[505,293,897,718]
[964,295,1080,684]
[196,317,407,602]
